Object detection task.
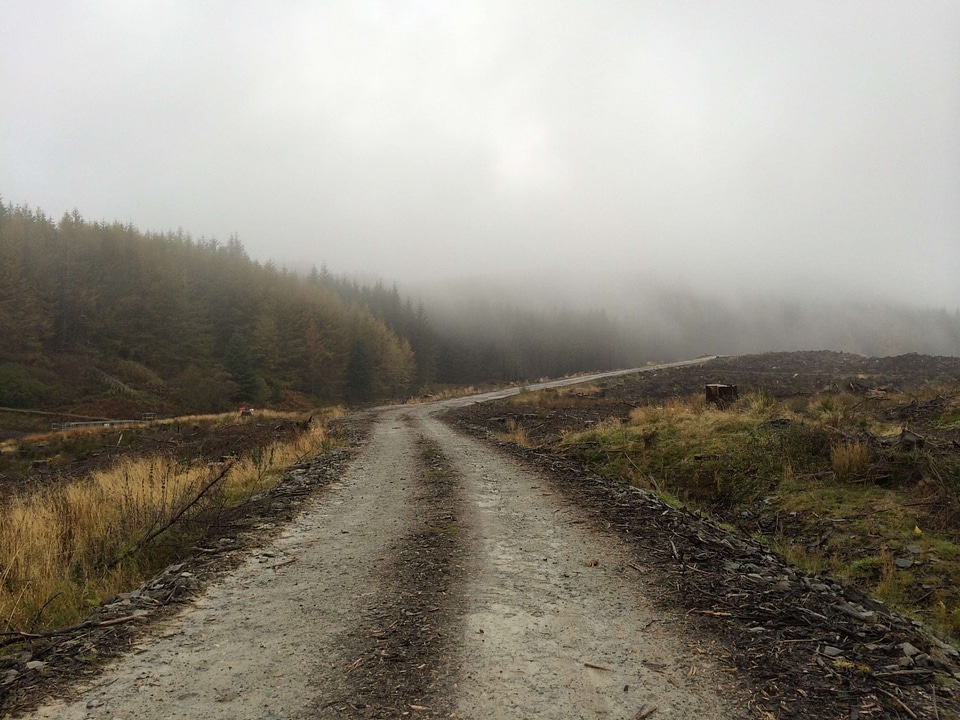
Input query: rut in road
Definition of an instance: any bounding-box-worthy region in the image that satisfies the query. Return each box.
[27,403,735,719]
[311,419,467,717]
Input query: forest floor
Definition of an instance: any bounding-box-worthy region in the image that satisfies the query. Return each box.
[4,352,960,719]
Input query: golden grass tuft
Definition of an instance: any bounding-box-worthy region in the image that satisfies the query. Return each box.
[831,440,870,481]
[500,418,530,447]
[629,396,701,425]
[874,547,915,607]
[740,390,776,416]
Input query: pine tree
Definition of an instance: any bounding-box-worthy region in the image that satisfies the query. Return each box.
[345,338,374,403]
[224,331,259,402]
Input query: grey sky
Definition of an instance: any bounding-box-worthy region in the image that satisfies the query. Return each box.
[3,1,959,308]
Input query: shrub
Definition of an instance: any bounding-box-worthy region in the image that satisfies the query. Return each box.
[0,363,49,408]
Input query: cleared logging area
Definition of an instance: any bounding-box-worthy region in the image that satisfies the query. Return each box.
[0,409,341,635]
[445,352,960,718]
[478,381,960,640]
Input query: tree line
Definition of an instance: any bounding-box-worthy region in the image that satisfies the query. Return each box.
[0,204,418,412]
[4,199,958,415]
[0,202,639,414]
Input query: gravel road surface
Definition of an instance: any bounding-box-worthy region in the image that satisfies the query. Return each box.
[28,365,737,719]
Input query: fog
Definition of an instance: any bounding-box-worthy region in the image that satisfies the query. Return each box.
[3,2,959,315]
[413,270,960,361]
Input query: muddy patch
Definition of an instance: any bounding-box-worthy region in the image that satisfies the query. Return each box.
[312,431,467,718]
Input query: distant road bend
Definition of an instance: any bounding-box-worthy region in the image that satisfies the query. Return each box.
[32,357,738,719]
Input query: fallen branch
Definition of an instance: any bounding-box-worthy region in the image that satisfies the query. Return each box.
[0,612,153,648]
[583,662,611,671]
[109,461,235,567]
[30,591,64,630]
[877,687,918,719]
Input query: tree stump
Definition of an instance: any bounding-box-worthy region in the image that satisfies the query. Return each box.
[705,384,738,407]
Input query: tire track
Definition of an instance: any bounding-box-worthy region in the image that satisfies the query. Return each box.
[313,418,467,718]
[25,395,737,719]
[419,412,737,719]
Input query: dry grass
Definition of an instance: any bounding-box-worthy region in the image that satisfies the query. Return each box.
[506,384,601,410]
[808,394,860,429]
[499,418,530,447]
[628,395,710,425]
[12,423,140,447]
[7,408,324,449]
[831,440,870,481]
[507,384,960,641]
[0,418,332,633]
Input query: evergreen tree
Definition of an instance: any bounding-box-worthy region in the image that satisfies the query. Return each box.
[224,331,258,402]
[345,338,374,403]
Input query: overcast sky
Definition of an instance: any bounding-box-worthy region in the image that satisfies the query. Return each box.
[3,1,959,309]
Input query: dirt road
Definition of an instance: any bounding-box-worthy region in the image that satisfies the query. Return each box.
[29,371,737,719]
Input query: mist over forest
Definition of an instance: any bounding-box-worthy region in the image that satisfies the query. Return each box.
[4,4,958,323]
[3,4,958,406]
[1,199,958,419]
[413,273,960,366]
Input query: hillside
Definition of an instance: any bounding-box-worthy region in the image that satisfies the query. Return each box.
[4,200,960,428]
[0,204,418,418]
[0,203,649,424]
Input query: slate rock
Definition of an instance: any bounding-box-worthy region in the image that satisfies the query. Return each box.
[900,641,921,657]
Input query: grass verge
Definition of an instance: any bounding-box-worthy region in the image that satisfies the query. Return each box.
[0,409,339,634]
